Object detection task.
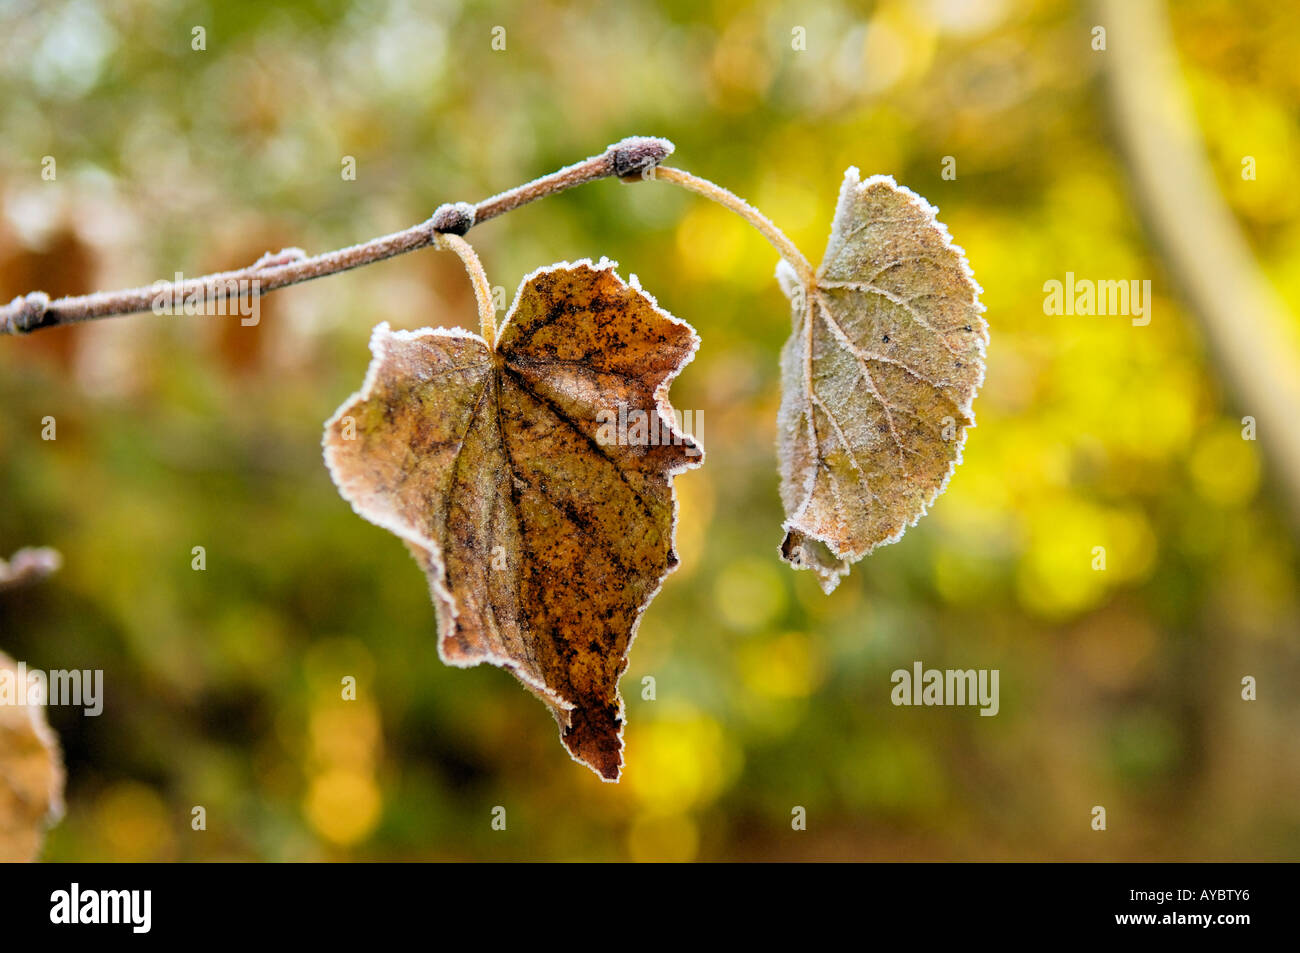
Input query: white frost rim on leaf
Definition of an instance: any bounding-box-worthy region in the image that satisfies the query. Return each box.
[496,258,704,779]
[322,321,489,672]
[323,260,703,781]
[778,167,988,592]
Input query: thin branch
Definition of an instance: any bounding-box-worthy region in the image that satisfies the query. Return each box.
[653,165,816,287]
[0,136,674,336]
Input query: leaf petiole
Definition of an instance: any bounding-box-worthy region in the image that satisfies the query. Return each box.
[652,166,816,288]
[435,233,497,348]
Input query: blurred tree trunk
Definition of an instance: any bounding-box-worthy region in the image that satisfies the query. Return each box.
[1097,0,1300,525]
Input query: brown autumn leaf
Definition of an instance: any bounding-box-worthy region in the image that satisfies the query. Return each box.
[776,169,987,593]
[324,259,701,780]
[0,652,66,862]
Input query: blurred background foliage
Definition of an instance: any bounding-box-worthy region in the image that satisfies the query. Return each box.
[1,0,1298,860]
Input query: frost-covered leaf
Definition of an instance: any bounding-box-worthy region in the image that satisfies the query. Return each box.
[324,260,701,780]
[0,652,65,862]
[777,169,987,593]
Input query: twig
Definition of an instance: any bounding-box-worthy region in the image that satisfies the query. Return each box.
[0,136,674,336]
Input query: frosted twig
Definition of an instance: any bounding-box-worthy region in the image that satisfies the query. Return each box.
[0,137,674,336]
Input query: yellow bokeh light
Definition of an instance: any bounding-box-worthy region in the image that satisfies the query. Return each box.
[1016,496,1157,618]
[626,811,700,863]
[713,556,788,631]
[1105,506,1159,584]
[675,202,748,283]
[94,782,176,862]
[737,631,825,699]
[670,469,714,580]
[309,699,382,770]
[304,768,381,847]
[624,707,738,813]
[1189,419,1261,506]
